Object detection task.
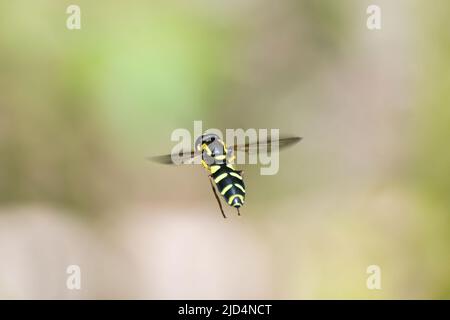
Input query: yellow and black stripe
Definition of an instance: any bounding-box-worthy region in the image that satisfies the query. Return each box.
[196,134,246,211]
[210,163,245,208]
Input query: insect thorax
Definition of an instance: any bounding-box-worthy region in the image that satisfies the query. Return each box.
[196,134,230,171]
[200,144,228,170]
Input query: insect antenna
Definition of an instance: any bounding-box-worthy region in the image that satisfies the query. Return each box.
[208,176,226,219]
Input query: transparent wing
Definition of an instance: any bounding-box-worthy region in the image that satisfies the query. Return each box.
[149,136,302,165]
[233,136,302,154]
[148,150,200,165]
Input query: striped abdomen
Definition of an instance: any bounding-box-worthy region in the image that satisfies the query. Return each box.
[210,164,245,208]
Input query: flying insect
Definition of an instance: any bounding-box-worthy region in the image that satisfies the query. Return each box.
[150,134,301,218]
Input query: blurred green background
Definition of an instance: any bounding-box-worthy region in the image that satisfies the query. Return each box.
[0,0,449,299]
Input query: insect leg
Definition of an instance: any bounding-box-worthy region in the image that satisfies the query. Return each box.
[208,176,226,219]
[237,207,241,216]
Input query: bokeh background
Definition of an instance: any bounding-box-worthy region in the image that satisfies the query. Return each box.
[1,0,449,299]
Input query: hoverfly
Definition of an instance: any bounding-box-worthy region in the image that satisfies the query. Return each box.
[150,134,301,218]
